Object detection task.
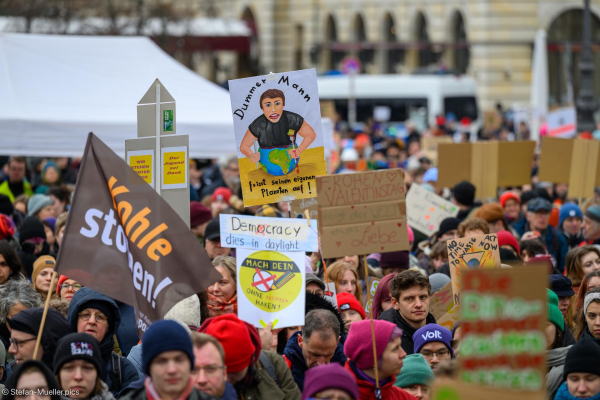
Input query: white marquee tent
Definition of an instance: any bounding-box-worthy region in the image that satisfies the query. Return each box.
[0,33,236,158]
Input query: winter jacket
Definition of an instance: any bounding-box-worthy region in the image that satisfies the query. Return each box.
[559,230,585,251]
[378,309,437,355]
[89,382,117,400]
[282,330,346,391]
[0,180,33,203]
[67,288,140,398]
[127,344,144,380]
[115,301,138,357]
[344,361,416,400]
[580,326,600,346]
[554,381,600,400]
[514,221,568,272]
[120,385,217,400]
[545,346,571,400]
[221,382,237,400]
[563,326,577,347]
[236,351,301,400]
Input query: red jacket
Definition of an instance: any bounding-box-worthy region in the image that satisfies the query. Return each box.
[344,362,417,400]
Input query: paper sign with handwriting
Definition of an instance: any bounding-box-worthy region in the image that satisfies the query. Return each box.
[406,184,459,236]
[459,267,546,400]
[290,197,319,220]
[316,169,409,258]
[448,234,500,306]
[430,281,454,320]
[220,214,318,252]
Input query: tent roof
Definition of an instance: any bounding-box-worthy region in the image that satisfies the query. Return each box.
[0,33,236,158]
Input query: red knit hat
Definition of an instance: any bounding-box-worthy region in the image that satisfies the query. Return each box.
[499,191,520,208]
[198,314,255,373]
[56,275,69,295]
[190,201,212,228]
[211,187,232,204]
[497,230,520,254]
[336,293,366,320]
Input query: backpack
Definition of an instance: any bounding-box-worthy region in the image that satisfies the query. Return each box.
[109,352,122,392]
[258,351,279,385]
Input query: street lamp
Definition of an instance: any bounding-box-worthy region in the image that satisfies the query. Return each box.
[576,0,598,133]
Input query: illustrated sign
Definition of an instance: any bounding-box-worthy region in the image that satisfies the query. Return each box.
[547,107,576,138]
[219,214,318,252]
[236,248,305,329]
[316,169,409,258]
[459,267,546,399]
[448,234,500,306]
[127,150,154,187]
[324,282,337,307]
[161,146,188,189]
[430,281,454,320]
[364,277,380,317]
[228,69,327,207]
[406,184,459,236]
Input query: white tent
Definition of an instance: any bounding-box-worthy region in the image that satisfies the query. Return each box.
[0,33,236,158]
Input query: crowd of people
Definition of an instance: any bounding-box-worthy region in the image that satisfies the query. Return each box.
[2,119,600,400]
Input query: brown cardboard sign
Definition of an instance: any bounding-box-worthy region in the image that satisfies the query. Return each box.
[538,137,573,184]
[447,234,500,306]
[458,266,546,400]
[290,197,319,219]
[421,136,453,162]
[317,169,409,258]
[568,138,600,200]
[429,281,454,320]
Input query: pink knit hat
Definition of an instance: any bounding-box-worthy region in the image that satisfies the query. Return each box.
[344,319,400,369]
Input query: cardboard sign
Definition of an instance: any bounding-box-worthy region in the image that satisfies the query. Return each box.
[324,282,337,307]
[421,136,453,163]
[429,281,454,320]
[483,110,502,133]
[219,214,318,252]
[538,137,573,184]
[229,69,328,207]
[127,149,154,187]
[458,267,546,400]
[236,248,305,329]
[406,184,459,236]
[448,234,500,306]
[438,142,535,199]
[316,169,409,258]
[364,277,380,317]
[161,146,188,189]
[290,197,319,220]
[437,305,460,332]
[547,107,576,138]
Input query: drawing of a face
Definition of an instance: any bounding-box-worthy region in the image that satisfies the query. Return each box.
[261,97,284,123]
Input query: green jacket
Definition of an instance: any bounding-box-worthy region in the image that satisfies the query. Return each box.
[0,179,33,203]
[238,351,301,400]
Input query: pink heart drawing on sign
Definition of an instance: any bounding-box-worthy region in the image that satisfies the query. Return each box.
[386,171,397,183]
[397,223,402,228]
[429,225,435,230]
[381,246,385,250]
[351,206,354,209]
[336,242,341,247]
[371,222,375,225]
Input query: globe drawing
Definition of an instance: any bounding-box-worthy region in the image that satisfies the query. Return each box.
[259,145,298,175]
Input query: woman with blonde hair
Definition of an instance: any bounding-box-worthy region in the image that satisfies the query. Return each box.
[207,255,237,317]
[326,261,362,304]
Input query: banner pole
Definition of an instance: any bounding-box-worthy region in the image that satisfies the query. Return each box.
[363,255,380,395]
[33,271,58,360]
[155,83,161,196]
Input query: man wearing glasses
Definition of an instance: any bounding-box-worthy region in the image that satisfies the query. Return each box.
[191,333,236,399]
[412,324,454,370]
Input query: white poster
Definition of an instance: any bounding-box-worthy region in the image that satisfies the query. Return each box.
[547,107,576,138]
[406,183,459,236]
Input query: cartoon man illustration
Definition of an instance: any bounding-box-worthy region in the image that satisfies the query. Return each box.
[240,89,317,175]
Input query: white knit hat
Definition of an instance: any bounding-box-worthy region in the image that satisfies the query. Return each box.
[164,295,201,329]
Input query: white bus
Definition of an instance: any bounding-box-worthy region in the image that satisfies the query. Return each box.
[317,74,481,131]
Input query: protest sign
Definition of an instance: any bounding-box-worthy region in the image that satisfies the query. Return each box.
[429,281,454,320]
[459,266,546,400]
[448,234,500,306]
[290,196,319,220]
[161,146,188,189]
[316,169,409,258]
[547,107,576,138]
[236,248,305,329]
[219,214,318,252]
[483,110,502,133]
[229,69,328,207]
[127,150,154,187]
[406,184,459,236]
[538,137,573,184]
[421,136,453,163]
[56,133,221,336]
[364,277,380,317]
[438,142,535,199]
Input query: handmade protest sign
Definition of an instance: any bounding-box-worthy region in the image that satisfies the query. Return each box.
[127,150,154,187]
[364,277,380,317]
[429,281,454,320]
[219,214,318,252]
[458,266,546,400]
[290,197,319,219]
[236,248,305,329]
[316,169,409,258]
[56,133,221,336]
[229,69,327,207]
[406,184,459,236]
[448,234,500,306]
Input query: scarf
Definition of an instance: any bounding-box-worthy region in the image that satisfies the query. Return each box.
[207,293,237,317]
[554,381,600,400]
[145,376,194,400]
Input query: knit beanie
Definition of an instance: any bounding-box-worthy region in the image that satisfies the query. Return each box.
[53,333,102,375]
[211,187,232,204]
[32,256,55,290]
[547,289,565,332]
[559,203,583,227]
[413,324,454,356]
[198,314,255,373]
[344,319,399,369]
[0,214,15,240]
[255,205,282,218]
[520,191,538,205]
[393,354,434,388]
[429,273,450,294]
[302,363,359,400]
[585,205,600,224]
[337,293,366,320]
[452,181,475,207]
[142,320,194,375]
[380,251,409,271]
[496,230,520,254]
[499,191,520,208]
[164,295,200,329]
[27,194,53,217]
[56,275,69,295]
[18,217,46,244]
[0,194,13,217]
[474,203,504,223]
[563,337,600,380]
[190,202,212,228]
[437,218,460,238]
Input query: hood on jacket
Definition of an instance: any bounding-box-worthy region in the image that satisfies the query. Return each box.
[305,292,347,337]
[66,287,121,360]
[4,360,63,400]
